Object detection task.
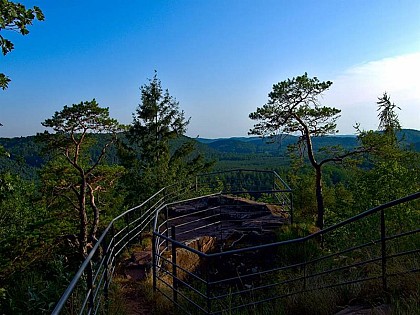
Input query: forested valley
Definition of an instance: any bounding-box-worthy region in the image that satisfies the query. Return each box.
[1,74,419,314]
[1,1,419,313]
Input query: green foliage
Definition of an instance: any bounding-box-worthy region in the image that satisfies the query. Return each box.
[0,255,74,314]
[0,124,8,158]
[122,73,213,205]
[0,88,418,313]
[352,132,420,236]
[128,71,189,165]
[41,99,123,137]
[0,0,44,89]
[0,172,53,278]
[275,223,320,264]
[1,131,419,181]
[249,73,340,138]
[38,99,125,257]
[353,95,420,221]
[0,146,8,158]
[249,73,369,230]
[0,73,10,89]
[377,92,401,139]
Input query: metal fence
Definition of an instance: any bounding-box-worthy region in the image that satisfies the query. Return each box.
[52,169,289,314]
[152,192,420,314]
[195,169,293,221]
[51,181,196,315]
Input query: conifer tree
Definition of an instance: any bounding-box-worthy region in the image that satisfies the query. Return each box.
[39,99,124,257]
[250,73,367,229]
[124,73,212,204]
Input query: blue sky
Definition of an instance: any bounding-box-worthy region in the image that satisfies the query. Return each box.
[1,0,419,138]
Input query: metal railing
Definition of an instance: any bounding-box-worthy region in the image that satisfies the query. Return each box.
[51,180,197,315]
[152,192,420,314]
[195,169,293,221]
[52,169,288,314]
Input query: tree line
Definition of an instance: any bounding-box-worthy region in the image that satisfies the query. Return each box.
[0,71,418,314]
[0,72,213,313]
[1,2,419,310]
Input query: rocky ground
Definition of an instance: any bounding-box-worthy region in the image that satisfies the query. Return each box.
[116,195,290,314]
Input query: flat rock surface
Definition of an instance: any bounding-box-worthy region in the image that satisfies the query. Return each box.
[167,195,289,245]
[335,304,392,315]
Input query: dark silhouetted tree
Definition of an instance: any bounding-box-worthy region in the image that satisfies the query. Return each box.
[39,99,124,258]
[0,0,44,89]
[377,92,401,144]
[124,72,212,204]
[249,73,367,229]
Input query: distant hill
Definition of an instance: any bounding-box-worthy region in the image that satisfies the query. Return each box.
[1,129,419,177]
[197,129,420,155]
[398,129,420,150]
[197,134,359,155]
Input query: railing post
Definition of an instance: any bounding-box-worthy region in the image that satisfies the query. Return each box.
[104,223,115,308]
[171,226,178,304]
[104,246,109,305]
[206,255,212,315]
[290,192,294,225]
[165,206,169,249]
[303,241,307,291]
[138,206,143,244]
[148,200,153,231]
[219,205,223,245]
[380,209,387,292]
[87,260,94,313]
[152,232,157,292]
[126,211,131,240]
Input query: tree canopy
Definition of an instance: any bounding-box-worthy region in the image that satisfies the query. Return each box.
[128,71,190,166]
[249,73,367,229]
[0,0,44,90]
[122,73,212,204]
[376,92,401,145]
[39,99,125,257]
[249,73,340,138]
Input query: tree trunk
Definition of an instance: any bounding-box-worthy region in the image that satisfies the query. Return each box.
[295,118,325,230]
[88,184,99,244]
[315,166,324,230]
[79,179,88,258]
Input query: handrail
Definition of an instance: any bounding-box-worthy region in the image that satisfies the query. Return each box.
[197,169,292,192]
[51,184,179,315]
[52,169,287,314]
[152,191,420,259]
[152,191,419,314]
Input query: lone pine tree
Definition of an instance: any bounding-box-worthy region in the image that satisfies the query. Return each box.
[249,73,367,229]
[39,99,124,258]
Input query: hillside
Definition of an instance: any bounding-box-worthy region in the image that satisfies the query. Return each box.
[198,129,420,153]
[1,129,419,177]
[197,134,359,155]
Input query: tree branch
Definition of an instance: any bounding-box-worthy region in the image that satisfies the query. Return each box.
[319,147,371,167]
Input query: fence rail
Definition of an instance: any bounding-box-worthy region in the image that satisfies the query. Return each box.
[52,169,289,314]
[52,168,419,314]
[152,191,420,314]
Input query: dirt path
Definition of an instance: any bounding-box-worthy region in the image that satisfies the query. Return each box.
[120,280,153,315]
[115,243,155,315]
[116,196,289,314]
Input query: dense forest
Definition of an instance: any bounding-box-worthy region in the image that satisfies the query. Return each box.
[2,129,419,176]
[1,2,418,313]
[1,74,419,313]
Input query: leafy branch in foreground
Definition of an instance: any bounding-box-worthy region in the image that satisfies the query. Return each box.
[0,0,44,90]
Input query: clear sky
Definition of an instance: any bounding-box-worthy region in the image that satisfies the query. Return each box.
[1,0,419,138]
